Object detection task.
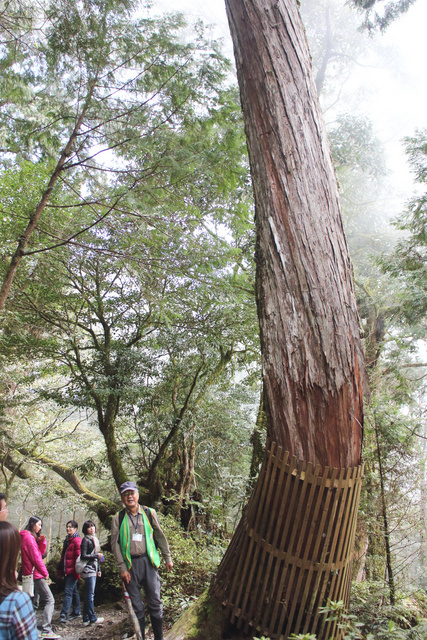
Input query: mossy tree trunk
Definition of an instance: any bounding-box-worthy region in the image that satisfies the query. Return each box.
[166,0,366,638]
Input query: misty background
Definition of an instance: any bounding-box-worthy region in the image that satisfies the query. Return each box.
[155,0,427,213]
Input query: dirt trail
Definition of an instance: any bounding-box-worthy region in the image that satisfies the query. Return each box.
[37,602,159,640]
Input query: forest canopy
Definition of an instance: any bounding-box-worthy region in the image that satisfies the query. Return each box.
[0,0,426,637]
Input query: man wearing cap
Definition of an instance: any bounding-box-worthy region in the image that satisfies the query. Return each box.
[111,481,173,640]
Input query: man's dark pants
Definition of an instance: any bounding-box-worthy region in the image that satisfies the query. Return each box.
[127,555,163,638]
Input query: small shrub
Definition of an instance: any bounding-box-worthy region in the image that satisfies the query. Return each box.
[94,551,122,604]
[159,514,228,624]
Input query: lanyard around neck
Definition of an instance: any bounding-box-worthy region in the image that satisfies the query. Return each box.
[127,511,140,533]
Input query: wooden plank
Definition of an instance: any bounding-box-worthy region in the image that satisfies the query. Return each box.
[223,445,364,640]
[246,529,351,572]
[232,441,280,626]
[299,466,339,635]
[240,446,289,630]
[223,446,280,592]
[220,438,276,606]
[278,460,323,639]
[334,466,359,564]
[246,446,290,631]
[226,440,276,620]
[310,467,347,632]
[273,460,328,635]
[260,458,311,635]
[258,454,300,632]
[340,465,364,566]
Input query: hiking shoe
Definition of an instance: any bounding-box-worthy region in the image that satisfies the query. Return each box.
[39,632,61,639]
[92,617,104,625]
[82,621,91,627]
[67,613,81,621]
[58,617,67,624]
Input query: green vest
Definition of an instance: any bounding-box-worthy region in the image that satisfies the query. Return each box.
[118,507,161,570]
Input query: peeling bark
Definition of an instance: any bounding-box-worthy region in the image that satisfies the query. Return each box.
[228,0,365,469]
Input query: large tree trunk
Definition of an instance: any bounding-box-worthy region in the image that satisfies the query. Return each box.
[235,0,365,468]
[166,1,366,638]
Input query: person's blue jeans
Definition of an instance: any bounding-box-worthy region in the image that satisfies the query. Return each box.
[60,574,81,618]
[82,575,97,623]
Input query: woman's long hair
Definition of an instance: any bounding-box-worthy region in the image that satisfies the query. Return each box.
[23,515,42,539]
[0,522,20,598]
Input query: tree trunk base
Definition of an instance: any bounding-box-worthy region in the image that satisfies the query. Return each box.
[164,590,249,640]
[212,443,364,639]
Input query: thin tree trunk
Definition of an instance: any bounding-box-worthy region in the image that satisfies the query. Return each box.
[246,388,266,498]
[420,427,427,591]
[100,411,128,491]
[47,518,52,562]
[315,6,333,94]
[374,417,396,605]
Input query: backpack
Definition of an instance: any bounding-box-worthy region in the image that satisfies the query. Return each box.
[118,505,153,530]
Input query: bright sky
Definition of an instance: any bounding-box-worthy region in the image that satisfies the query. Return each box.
[154,0,427,201]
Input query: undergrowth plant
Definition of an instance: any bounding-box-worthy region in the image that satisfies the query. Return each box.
[254,591,427,640]
[159,514,228,624]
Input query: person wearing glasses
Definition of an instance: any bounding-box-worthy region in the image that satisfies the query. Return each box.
[0,493,7,521]
[111,481,173,640]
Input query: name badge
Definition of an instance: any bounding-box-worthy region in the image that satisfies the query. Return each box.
[132,533,143,542]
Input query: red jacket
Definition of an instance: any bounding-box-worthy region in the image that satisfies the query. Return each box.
[20,530,48,580]
[58,534,81,580]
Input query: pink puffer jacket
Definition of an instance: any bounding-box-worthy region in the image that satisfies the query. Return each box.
[20,529,48,580]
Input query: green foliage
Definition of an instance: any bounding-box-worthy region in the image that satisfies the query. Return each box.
[281,593,427,640]
[319,600,367,639]
[329,115,386,179]
[156,514,228,624]
[0,0,258,520]
[94,551,122,604]
[349,0,417,32]
[380,130,427,331]
[349,582,427,638]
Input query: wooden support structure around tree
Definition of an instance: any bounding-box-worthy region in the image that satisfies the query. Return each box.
[213,441,364,639]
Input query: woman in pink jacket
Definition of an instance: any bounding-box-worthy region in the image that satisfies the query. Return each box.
[20,516,60,640]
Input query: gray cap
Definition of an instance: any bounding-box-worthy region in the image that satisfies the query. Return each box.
[119,481,138,494]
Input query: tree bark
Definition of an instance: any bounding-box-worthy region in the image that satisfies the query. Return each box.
[228,0,365,469]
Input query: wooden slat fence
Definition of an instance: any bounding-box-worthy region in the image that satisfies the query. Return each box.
[214,441,364,640]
